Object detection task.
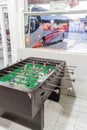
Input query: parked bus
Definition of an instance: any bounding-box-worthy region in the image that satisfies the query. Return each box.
[25,14,69,48]
[80,17,87,33]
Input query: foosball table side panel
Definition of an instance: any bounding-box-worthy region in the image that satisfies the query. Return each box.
[0,85,44,130]
[0,85,32,118]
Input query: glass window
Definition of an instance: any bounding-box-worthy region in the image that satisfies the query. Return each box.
[24,1,87,53]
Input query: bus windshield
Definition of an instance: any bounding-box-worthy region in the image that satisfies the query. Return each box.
[30,16,41,33]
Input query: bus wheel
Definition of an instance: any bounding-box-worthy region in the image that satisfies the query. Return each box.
[61,33,64,41]
[42,39,45,47]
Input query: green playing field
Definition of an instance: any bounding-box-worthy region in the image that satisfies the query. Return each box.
[0,63,56,89]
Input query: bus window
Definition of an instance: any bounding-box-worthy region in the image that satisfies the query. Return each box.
[44,23,51,31]
[84,22,87,33]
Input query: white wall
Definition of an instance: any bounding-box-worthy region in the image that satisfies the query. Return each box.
[18,48,87,100]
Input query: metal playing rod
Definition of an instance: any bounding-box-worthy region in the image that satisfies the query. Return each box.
[61,65,76,68]
[22,61,27,63]
[2,70,12,73]
[57,77,75,82]
[17,64,23,67]
[14,65,22,68]
[18,63,25,66]
[62,68,74,71]
[51,75,75,82]
[57,73,70,77]
[68,65,76,68]
[60,71,74,75]
[46,83,60,88]
[13,66,19,69]
[8,68,15,71]
[41,87,59,94]
[46,83,72,90]
[0,73,5,76]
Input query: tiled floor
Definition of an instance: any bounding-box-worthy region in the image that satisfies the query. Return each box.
[0,94,87,130]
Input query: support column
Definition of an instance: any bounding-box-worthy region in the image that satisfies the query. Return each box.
[8,0,27,63]
[0,6,9,67]
[16,0,27,48]
[8,0,19,63]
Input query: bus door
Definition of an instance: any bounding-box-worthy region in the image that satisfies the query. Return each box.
[42,18,62,44]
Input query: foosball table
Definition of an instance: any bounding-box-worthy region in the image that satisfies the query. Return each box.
[0,57,75,130]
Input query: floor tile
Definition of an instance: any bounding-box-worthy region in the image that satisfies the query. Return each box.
[53,122,74,130]
[57,109,76,126]
[47,100,64,114]
[0,126,8,130]
[10,123,31,130]
[44,99,50,107]
[59,94,68,105]
[78,107,87,115]
[44,122,55,130]
[65,96,81,106]
[0,118,15,129]
[80,100,87,108]
[74,128,87,130]
[44,107,59,124]
[77,112,87,119]
[63,102,79,112]
[62,110,78,118]
[75,116,87,130]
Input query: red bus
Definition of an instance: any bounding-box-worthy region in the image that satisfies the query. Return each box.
[25,14,69,48]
